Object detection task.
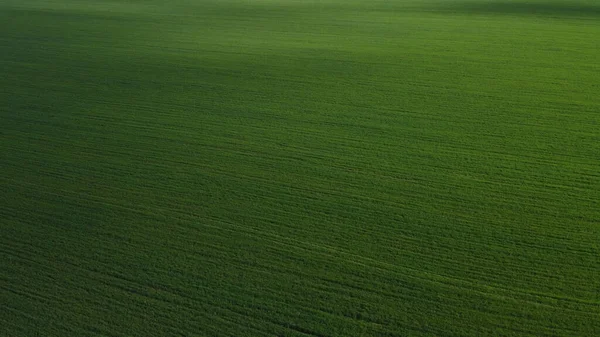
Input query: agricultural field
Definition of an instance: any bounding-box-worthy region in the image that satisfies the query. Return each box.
[1,0,599,336]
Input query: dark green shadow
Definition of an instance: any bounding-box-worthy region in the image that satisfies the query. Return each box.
[434,1,600,18]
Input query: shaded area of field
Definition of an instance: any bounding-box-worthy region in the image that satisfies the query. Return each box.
[434,0,600,18]
[1,0,599,336]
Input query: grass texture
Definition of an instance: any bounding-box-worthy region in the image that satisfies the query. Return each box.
[1,0,599,336]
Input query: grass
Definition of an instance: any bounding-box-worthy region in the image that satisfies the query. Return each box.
[1,0,599,336]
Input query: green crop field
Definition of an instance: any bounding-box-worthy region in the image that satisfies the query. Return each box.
[1,0,599,336]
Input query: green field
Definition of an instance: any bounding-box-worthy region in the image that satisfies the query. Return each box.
[1,0,599,336]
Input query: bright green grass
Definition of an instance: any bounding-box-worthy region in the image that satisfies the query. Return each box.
[1,0,599,336]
